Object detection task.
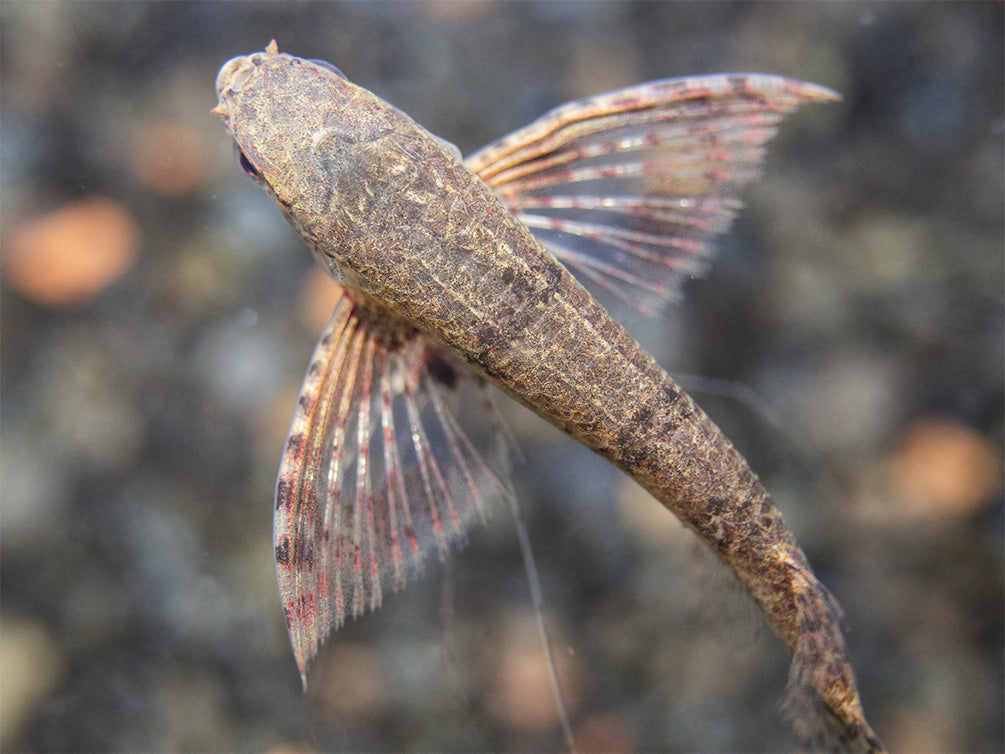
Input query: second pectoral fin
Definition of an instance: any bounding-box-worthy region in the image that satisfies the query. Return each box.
[466,74,838,317]
[274,288,515,685]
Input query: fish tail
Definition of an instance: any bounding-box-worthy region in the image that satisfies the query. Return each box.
[772,546,885,753]
[630,392,884,750]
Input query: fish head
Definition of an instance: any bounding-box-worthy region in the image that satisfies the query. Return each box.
[213,41,451,292]
[213,42,362,253]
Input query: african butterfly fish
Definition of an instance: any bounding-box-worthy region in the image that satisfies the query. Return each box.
[214,41,883,751]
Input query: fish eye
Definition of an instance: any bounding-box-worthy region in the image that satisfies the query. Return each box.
[307,58,347,79]
[236,148,261,179]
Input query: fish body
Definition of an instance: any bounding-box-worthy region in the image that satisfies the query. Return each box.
[215,42,882,751]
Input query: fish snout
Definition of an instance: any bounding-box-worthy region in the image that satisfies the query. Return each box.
[214,41,282,116]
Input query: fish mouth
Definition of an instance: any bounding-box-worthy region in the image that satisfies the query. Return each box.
[215,55,255,100]
[213,40,280,118]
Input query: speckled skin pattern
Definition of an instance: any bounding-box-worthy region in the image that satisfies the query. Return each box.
[215,42,882,751]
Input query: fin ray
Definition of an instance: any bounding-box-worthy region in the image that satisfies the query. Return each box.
[466,74,838,316]
[274,289,514,684]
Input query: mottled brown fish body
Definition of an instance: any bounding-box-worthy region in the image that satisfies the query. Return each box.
[327,130,873,742]
[220,47,801,626]
[216,44,881,751]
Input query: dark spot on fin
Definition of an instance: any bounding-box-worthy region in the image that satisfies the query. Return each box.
[286,432,305,454]
[275,479,293,510]
[292,534,315,570]
[423,348,458,389]
[275,536,291,566]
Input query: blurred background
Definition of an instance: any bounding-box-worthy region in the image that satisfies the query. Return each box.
[2,2,1001,752]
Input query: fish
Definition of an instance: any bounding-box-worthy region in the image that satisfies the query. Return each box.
[214,40,884,751]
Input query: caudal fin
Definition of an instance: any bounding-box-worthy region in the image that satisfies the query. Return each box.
[779,555,885,753]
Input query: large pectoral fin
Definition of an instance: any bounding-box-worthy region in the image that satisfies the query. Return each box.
[274,289,514,686]
[466,74,838,316]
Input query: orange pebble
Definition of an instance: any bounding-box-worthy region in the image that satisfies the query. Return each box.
[488,614,584,734]
[263,742,317,754]
[312,642,386,722]
[572,712,635,754]
[889,418,1001,518]
[3,198,140,306]
[130,122,210,196]
[300,267,345,330]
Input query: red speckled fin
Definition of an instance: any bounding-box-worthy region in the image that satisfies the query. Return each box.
[466,74,838,317]
[274,289,514,687]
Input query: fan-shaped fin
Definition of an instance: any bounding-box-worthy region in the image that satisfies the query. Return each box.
[274,288,514,686]
[466,74,838,316]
